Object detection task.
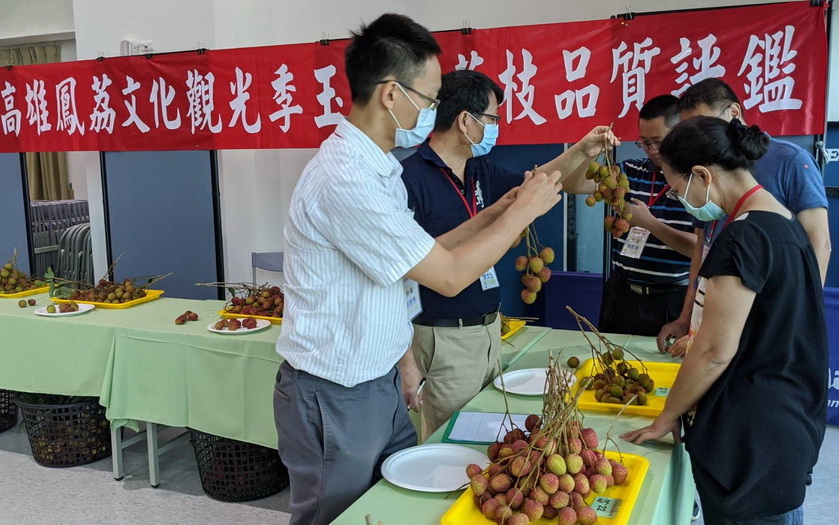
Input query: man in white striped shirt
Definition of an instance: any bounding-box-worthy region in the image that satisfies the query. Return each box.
[273,14,564,525]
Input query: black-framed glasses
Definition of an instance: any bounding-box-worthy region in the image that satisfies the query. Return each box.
[471,112,501,125]
[635,139,662,152]
[376,80,440,110]
[717,103,732,119]
[665,172,691,200]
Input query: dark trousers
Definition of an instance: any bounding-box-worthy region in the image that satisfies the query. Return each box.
[597,271,686,336]
[273,362,417,525]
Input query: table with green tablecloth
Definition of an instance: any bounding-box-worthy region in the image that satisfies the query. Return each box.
[335,329,695,525]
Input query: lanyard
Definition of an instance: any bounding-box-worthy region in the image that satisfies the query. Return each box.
[723,184,763,228]
[647,170,670,207]
[441,168,477,218]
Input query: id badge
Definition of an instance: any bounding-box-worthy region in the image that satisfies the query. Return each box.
[619,227,650,259]
[404,279,423,320]
[480,267,500,291]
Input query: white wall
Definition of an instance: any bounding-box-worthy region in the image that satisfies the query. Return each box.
[2,0,814,282]
[0,0,74,43]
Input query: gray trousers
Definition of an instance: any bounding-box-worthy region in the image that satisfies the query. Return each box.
[273,361,417,525]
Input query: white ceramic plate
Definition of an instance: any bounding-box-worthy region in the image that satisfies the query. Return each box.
[34,303,95,317]
[493,367,576,396]
[380,443,489,492]
[207,319,271,334]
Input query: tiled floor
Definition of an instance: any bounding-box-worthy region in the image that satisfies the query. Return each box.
[1,420,837,524]
[0,424,291,524]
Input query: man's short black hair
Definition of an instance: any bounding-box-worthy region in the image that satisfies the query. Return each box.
[639,94,680,127]
[678,78,741,113]
[345,13,441,105]
[433,70,504,132]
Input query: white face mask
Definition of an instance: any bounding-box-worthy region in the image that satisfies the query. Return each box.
[389,83,436,148]
[464,112,499,157]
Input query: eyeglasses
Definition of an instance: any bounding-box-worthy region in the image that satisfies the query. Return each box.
[471,112,501,125]
[376,80,440,110]
[665,172,690,200]
[717,103,732,120]
[635,139,662,152]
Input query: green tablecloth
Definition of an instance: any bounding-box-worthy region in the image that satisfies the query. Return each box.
[0,293,117,396]
[335,330,695,525]
[1,294,550,450]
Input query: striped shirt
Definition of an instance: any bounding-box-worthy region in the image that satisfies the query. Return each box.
[611,158,693,285]
[275,118,436,388]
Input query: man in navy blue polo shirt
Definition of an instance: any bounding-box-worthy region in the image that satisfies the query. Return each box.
[561,95,697,336]
[401,69,617,438]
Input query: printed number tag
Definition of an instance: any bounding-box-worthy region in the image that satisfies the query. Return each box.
[593,496,622,518]
[620,227,650,259]
[655,387,670,397]
[404,279,422,320]
[479,267,500,291]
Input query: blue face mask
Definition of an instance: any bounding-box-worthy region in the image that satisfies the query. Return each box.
[677,173,725,222]
[389,83,436,148]
[464,113,499,157]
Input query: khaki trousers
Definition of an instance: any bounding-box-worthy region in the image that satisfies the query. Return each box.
[412,316,502,440]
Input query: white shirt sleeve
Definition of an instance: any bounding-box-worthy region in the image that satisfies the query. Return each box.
[311,174,435,288]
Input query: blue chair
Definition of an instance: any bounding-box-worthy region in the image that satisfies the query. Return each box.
[251,251,284,286]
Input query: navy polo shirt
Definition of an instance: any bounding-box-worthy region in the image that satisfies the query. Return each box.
[401,142,522,319]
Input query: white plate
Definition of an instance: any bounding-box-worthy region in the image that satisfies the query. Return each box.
[34,303,95,317]
[381,443,489,492]
[493,367,576,396]
[207,318,271,334]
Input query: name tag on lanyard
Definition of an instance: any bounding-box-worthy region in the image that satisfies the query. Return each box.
[619,227,650,259]
[404,279,422,320]
[480,267,500,290]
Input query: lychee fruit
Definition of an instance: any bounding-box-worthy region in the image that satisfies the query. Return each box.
[506,514,529,525]
[612,463,629,485]
[543,506,558,519]
[481,498,499,519]
[581,449,598,468]
[466,463,483,478]
[558,473,575,494]
[487,442,501,461]
[568,437,583,454]
[573,473,590,494]
[506,487,525,508]
[547,454,567,475]
[557,506,577,525]
[494,505,514,523]
[539,473,560,494]
[514,255,529,272]
[570,491,586,508]
[510,456,533,477]
[525,414,540,432]
[594,457,612,476]
[589,474,608,494]
[581,427,599,449]
[565,453,583,474]
[549,490,570,509]
[522,498,544,521]
[490,473,512,493]
[577,505,599,525]
[470,474,488,495]
[530,486,550,505]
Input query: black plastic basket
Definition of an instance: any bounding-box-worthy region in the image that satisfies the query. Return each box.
[17,397,112,467]
[0,389,18,433]
[188,428,288,502]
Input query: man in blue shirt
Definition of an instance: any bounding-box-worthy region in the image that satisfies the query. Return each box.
[659,78,830,355]
[401,69,616,438]
[561,95,698,336]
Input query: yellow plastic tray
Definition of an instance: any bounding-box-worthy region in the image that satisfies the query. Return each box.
[52,289,164,309]
[441,450,650,525]
[501,319,526,340]
[573,358,680,418]
[0,286,49,299]
[218,310,282,325]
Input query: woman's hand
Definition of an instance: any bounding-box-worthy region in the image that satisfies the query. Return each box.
[620,416,681,445]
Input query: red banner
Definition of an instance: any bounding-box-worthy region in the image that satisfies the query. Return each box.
[0,1,826,152]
